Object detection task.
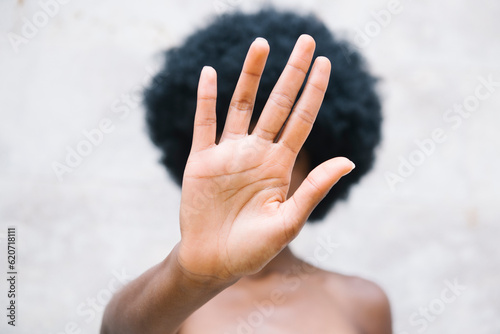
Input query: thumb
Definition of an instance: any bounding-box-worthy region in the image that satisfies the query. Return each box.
[281,157,355,238]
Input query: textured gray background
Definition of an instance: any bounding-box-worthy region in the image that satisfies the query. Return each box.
[1,0,499,333]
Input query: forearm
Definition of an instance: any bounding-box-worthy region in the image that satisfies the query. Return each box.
[100,244,234,334]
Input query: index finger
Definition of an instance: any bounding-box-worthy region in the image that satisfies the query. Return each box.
[278,56,331,155]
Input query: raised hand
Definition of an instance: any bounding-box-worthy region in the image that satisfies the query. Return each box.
[177,35,354,283]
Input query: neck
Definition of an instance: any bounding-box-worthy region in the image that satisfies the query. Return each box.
[246,247,302,280]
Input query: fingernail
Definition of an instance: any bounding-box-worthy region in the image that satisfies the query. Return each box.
[342,161,356,177]
[254,37,267,43]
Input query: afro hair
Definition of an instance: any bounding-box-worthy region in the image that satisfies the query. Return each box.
[144,8,382,222]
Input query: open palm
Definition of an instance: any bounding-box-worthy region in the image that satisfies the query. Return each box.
[177,35,354,282]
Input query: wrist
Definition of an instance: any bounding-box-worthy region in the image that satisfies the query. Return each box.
[166,243,238,291]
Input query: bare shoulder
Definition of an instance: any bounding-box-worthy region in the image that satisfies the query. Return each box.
[319,270,392,334]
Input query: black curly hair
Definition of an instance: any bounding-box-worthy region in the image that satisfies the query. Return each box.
[144,8,382,222]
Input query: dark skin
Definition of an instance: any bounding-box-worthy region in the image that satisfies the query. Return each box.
[101,35,392,334]
[179,151,392,334]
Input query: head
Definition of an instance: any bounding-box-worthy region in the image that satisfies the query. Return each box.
[144,8,382,222]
